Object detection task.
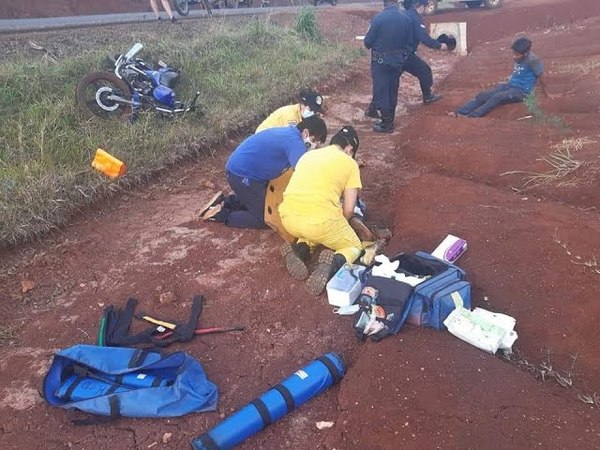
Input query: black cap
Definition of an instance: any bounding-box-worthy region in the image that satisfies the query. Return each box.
[300,91,324,113]
[437,33,457,51]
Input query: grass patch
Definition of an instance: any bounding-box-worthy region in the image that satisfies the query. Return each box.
[523,91,568,129]
[500,137,596,190]
[295,7,322,42]
[0,16,360,246]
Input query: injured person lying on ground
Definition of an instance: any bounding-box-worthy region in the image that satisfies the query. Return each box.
[278,125,381,296]
[199,115,327,229]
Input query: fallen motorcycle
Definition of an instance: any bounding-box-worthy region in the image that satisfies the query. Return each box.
[75,43,200,120]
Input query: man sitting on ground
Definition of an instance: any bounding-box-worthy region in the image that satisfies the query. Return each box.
[255,90,325,133]
[200,116,327,229]
[453,37,548,118]
[279,125,370,296]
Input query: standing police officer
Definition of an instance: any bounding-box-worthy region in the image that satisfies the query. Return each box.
[364,0,412,133]
[403,0,448,104]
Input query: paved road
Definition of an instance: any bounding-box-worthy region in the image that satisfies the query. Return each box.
[0,4,337,34]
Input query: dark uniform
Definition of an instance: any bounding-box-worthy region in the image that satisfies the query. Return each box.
[404,1,443,103]
[364,1,412,133]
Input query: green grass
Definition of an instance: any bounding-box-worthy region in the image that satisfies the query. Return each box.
[524,91,568,130]
[0,16,360,246]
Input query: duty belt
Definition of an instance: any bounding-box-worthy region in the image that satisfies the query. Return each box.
[371,49,408,64]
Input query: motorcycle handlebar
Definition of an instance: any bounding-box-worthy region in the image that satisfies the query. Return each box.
[124,43,144,61]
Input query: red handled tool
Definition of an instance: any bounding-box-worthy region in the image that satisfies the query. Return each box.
[156,325,246,340]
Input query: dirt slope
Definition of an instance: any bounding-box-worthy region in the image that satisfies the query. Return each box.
[1,1,600,449]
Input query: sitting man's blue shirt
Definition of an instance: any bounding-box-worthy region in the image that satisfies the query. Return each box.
[226,126,306,183]
[508,52,544,94]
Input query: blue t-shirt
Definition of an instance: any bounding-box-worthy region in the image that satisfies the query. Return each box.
[508,52,544,94]
[226,126,306,183]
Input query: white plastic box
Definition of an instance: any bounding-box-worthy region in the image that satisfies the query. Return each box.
[326,265,366,307]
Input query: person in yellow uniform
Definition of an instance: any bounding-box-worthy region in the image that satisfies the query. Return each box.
[255,90,324,133]
[279,125,366,296]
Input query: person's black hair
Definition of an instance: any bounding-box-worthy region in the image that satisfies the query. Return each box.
[511,37,532,55]
[330,126,360,158]
[297,115,327,143]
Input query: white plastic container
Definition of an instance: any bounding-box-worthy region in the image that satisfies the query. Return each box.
[326,265,366,307]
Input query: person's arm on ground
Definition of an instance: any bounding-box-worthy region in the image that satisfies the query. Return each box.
[342,188,359,220]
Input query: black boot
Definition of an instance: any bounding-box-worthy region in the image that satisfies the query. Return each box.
[365,103,380,119]
[373,117,394,133]
[423,93,442,105]
[305,250,346,296]
[281,242,310,280]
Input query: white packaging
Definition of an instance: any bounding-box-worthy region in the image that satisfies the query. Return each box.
[432,234,467,263]
[443,307,518,354]
[326,264,365,307]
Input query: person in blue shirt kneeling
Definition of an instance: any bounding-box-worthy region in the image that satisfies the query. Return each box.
[199,116,327,229]
[453,37,548,118]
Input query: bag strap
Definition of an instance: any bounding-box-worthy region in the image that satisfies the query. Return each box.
[194,434,220,450]
[72,396,121,426]
[317,355,343,385]
[151,295,203,345]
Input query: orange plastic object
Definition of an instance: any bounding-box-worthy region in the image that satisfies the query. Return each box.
[264,169,295,243]
[91,148,127,178]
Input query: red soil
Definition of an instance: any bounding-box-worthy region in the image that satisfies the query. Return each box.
[1,1,599,449]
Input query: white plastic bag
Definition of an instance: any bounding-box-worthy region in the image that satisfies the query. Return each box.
[443,307,518,354]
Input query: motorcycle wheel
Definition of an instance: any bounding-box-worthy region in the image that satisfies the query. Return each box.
[174,0,190,16]
[76,71,132,119]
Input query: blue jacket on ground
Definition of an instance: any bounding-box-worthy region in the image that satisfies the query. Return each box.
[406,7,441,53]
[364,4,412,53]
[226,126,306,183]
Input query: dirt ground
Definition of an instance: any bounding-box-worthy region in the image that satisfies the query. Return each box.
[1,1,600,449]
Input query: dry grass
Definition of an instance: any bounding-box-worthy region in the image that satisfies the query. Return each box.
[504,348,578,388]
[501,137,597,189]
[0,325,18,347]
[553,228,600,276]
[551,57,600,78]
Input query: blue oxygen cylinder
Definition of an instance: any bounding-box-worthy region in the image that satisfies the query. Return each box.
[103,372,172,389]
[56,375,130,402]
[191,352,345,450]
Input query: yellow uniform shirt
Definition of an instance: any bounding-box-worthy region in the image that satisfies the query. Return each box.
[279,145,362,222]
[255,104,302,133]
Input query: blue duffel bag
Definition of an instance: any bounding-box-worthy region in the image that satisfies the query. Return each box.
[43,345,218,420]
[405,252,471,329]
[364,252,471,337]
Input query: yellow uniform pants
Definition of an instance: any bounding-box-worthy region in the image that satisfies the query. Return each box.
[281,213,364,263]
